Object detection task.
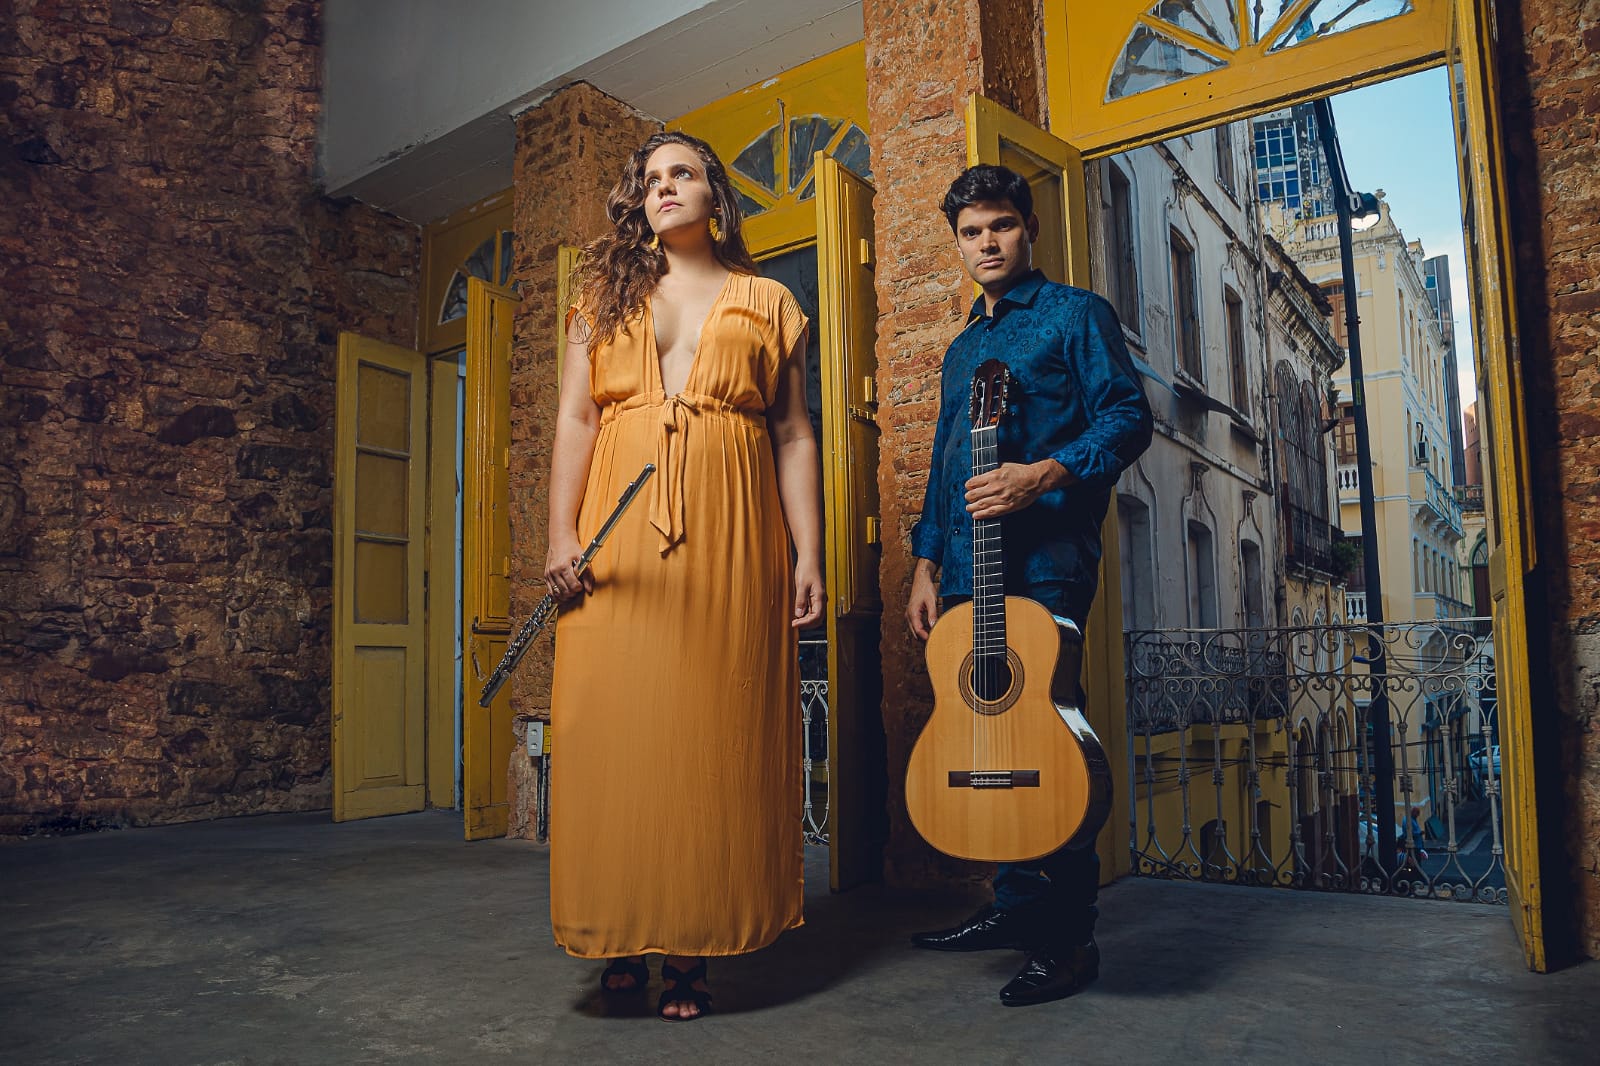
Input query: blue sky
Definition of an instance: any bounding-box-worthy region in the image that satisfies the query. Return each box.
[1330,67,1476,407]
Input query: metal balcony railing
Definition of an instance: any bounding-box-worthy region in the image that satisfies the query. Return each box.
[1125,621,1503,904]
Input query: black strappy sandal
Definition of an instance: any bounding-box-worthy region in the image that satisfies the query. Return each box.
[657,958,713,1021]
[599,955,649,996]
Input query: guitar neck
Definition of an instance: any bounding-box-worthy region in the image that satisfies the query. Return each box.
[971,424,1006,656]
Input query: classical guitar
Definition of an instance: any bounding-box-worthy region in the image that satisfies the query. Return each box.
[905,359,1112,862]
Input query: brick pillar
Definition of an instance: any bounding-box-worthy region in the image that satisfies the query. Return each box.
[504,83,660,836]
[863,0,1047,886]
[1495,0,1600,958]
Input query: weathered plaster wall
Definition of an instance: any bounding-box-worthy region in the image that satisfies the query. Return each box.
[1497,0,1600,959]
[503,83,660,837]
[0,0,418,832]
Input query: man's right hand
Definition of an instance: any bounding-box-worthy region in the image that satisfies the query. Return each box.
[907,562,940,640]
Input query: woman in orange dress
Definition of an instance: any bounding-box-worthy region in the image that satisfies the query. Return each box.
[544,131,823,1021]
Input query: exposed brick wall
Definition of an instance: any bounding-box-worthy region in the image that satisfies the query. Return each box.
[0,1,419,832]
[863,0,1045,886]
[503,83,659,836]
[1497,0,1600,958]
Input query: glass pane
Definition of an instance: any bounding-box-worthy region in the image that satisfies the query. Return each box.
[833,124,872,180]
[439,270,468,324]
[356,363,410,452]
[797,177,815,202]
[355,451,408,538]
[735,189,769,219]
[354,539,407,624]
[1107,23,1227,101]
[497,230,513,285]
[1250,0,1296,41]
[464,235,496,281]
[1149,0,1240,50]
[788,115,841,192]
[1270,0,1413,52]
[732,125,782,195]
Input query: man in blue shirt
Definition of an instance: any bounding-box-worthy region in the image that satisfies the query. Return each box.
[906,165,1152,1006]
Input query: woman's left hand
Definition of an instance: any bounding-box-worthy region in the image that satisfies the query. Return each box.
[792,561,826,629]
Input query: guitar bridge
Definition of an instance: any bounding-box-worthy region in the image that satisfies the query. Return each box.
[948,770,1040,789]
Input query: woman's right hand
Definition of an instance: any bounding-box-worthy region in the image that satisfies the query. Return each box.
[544,534,593,602]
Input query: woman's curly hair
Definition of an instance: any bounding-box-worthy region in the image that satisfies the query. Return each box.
[573,131,759,347]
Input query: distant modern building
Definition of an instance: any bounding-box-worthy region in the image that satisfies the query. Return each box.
[1252,104,1335,222]
[1424,255,1469,488]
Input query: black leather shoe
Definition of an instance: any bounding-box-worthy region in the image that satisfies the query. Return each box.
[998,939,1099,1006]
[909,904,1028,952]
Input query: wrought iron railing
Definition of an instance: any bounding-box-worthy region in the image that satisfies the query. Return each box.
[799,638,830,845]
[1125,620,1503,904]
[1283,500,1335,574]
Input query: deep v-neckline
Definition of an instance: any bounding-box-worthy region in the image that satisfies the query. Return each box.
[648,271,734,399]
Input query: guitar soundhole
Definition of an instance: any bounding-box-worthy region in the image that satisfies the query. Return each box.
[958,649,1024,714]
[972,659,1013,701]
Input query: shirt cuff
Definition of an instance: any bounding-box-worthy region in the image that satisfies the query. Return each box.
[910,518,944,561]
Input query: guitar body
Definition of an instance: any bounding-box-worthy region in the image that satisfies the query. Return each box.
[906,596,1112,862]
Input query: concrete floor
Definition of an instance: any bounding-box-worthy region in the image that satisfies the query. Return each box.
[3,811,1597,1065]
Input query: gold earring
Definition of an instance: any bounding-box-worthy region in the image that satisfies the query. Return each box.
[708,216,722,241]
[648,234,660,251]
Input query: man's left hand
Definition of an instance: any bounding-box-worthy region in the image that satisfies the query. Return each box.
[964,460,1073,520]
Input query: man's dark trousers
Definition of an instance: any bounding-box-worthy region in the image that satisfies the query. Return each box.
[947,579,1101,950]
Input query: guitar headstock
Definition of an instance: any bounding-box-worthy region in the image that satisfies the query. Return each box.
[969,359,1012,430]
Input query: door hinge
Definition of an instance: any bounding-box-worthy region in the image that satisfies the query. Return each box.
[858,237,875,270]
[865,516,881,545]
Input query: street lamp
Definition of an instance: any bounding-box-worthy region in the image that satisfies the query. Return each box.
[1312,97,1397,883]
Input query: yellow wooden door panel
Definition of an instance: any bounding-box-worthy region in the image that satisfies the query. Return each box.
[1046,0,1452,156]
[1450,0,1544,970]
[816,154,886,890]
[463,277,519,840]
[966,94,1129,882]
[334,333,428,822]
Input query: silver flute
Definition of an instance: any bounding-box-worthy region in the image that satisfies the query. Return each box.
[477,463,656,707]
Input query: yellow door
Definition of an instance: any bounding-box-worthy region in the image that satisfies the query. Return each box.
[333,334,429,821]
[966,94,1132,881]
[1450,0,1545,970]
[462,277,518,840]
[815,154,885,890]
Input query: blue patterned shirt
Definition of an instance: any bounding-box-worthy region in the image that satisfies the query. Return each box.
[910,270,1153,600]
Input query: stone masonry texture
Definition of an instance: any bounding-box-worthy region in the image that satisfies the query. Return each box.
[0,0,419,832]
[1497,0,1600,958]
[503,83,659,836]
[863,0,1047,888]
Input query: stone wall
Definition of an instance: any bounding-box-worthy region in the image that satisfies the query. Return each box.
[1496,0,1600,958]
[0,1,419,832]
[503,82,659,836]
[863,0,1046,886]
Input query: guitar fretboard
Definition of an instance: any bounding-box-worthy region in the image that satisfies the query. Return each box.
[971,424,1006,659]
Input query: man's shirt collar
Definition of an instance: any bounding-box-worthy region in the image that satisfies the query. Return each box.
[966,269,1048,324]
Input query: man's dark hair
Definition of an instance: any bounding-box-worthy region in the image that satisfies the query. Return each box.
[941,165,1034,232]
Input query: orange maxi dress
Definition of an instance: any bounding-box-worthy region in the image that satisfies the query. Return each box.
[550,272,810,959]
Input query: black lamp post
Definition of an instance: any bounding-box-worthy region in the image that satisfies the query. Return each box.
[1311,97,1397,882]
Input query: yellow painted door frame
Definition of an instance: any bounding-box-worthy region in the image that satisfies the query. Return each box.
[1449,0,1544,971]
[332,334,429,821]
[815,153,885,891]
[425,354,463,811]
[965,95,1131,883]
[462,277,518,840]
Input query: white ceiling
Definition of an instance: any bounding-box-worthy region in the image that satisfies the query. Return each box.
[322,0,864,222]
